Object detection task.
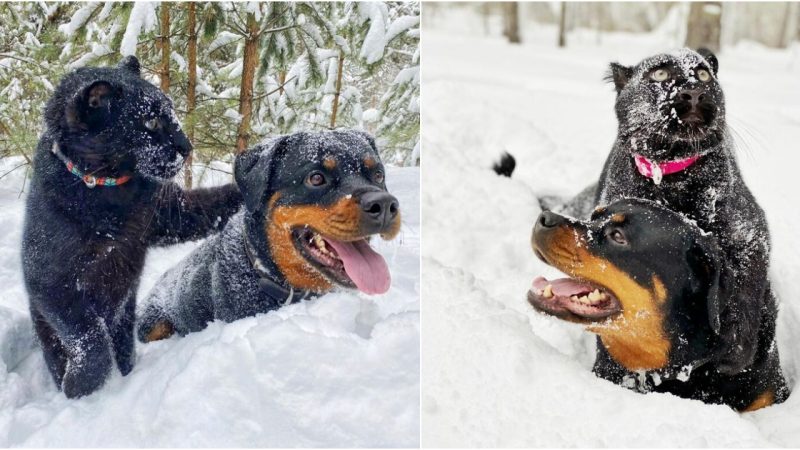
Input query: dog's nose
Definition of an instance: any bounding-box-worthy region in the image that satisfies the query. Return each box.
[360,191,399,231]
[537,210,565,228]
[678,89,705,107]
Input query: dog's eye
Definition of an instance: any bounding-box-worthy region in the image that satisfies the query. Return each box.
[650,69,670,82]
[307,171,326,187]
[374,170,384,184]
[606,228,628,245]
[696,69,711,82]
[144,118,160,131]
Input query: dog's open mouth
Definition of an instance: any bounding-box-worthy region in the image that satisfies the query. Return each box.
[292,227,391,295]
[528,276,621,321]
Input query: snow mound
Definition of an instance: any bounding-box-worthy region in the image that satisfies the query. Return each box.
[0,160,419,447]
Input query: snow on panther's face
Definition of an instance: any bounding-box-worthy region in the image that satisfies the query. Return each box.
[609,49,725,150]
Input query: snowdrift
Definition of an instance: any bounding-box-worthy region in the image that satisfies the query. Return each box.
[422,11,800,447]
[0,161,419,447]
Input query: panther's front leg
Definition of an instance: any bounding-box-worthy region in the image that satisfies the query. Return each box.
[148,182,242,246]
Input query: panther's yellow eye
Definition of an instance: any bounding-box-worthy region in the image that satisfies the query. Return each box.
[650,69,669,82]
[144,118,160,131]
[697,69,711,82]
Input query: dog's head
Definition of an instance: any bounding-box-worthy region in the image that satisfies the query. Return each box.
[529,198,729,372]
[607,48,725,159]
[235,130,401,295]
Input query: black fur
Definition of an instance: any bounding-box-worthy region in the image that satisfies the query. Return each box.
[582,49,772,376]
[137,130,399,340]
[492,152,516,177]
[22,56,242,398]
[530,199,788,410]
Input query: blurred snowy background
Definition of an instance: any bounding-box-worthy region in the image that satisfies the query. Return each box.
[422,2,800,447]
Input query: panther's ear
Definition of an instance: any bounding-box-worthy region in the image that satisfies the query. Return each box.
[118,55,141,77]
[234,136,290,213]
[606,62,634,93]
[696,48,719,75]
[65,80,119,130]
[687,235,730,335]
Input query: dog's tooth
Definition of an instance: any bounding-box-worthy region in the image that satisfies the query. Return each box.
[543,284,553,298]
[588,290,601,302]
[570,295,579,301]
[579,295,591,304]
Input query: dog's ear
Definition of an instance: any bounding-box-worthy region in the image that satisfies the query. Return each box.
[66,80,119,130]
[696,48,719,76]
[118,55,142,77]
[234,136,290,213]
[687,234,730,335]
[605,62,634,93]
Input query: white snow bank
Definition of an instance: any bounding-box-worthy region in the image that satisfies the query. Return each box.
[421,13,800,447]
[0,158,419,447]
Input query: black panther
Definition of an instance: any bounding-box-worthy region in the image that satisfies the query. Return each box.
[21,56,242,398]
[137,130,400,342]
[529,199,787,411]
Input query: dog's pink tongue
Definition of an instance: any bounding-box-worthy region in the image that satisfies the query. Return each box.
[325,239,391,295]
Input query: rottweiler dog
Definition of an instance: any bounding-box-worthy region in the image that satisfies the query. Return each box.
[137,130,401,341]
[528,198,788,411]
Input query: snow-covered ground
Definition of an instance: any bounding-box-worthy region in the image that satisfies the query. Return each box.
[0,159,419,447]
[421,7,800,447]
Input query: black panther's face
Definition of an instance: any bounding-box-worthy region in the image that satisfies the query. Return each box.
[55,56,191,181]
[609,49,725,157]
[121,84,192,180]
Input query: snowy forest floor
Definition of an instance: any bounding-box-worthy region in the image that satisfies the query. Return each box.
[421,11,800,448]
[0,160,420,447]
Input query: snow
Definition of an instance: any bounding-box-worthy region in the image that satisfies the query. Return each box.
[422,7,800,447]
[58,3,99,38]
[358,2,390,64]
[119,2,156,57]
[0,159,419,447]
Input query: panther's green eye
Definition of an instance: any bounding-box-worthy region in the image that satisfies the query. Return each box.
[144,118,160,131]
[697,69,711,82]
[650,69,670,82]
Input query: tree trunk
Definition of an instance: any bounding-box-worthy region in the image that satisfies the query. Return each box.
[278,71,286,95]
[236,13,259,154]
[779,2,799,48]
[685,2,721,52]
[159,3,170,93]
[504,2,520,44]
[558,2,567,47]
[184,2,197,188]
[329,50,345,128]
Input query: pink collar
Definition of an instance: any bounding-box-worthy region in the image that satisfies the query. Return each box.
[632,153,701,185]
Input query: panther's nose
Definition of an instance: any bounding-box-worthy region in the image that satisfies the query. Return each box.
[359,191,400,232]
[678,89,706,108]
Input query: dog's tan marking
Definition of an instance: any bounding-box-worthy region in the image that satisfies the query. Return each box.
[610,213,626,224]
[542,225,671,370]
[144,320,175,342]
[323,157,337,170]
[363,156,377,169]
[267,194,359,292]
[741,390,774,412]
